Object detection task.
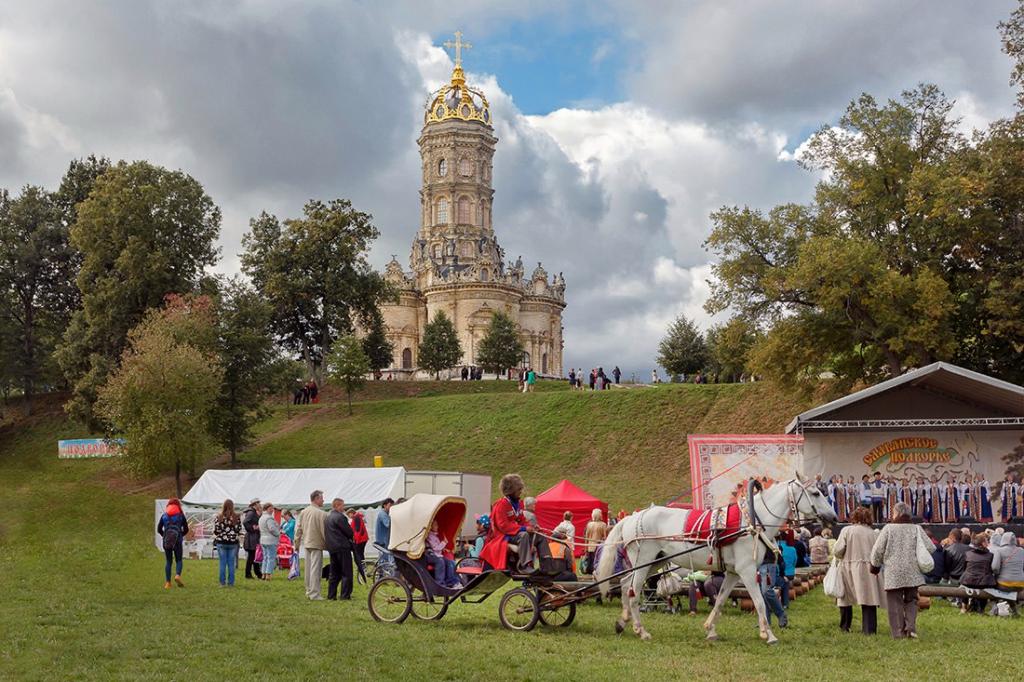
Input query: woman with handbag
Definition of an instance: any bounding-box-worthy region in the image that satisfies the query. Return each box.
[832,506,883,634]
[869,501,933,639]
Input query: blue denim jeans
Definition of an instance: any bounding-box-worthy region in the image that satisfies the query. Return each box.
[261,544,277,576]
[218,543,239,585]
[164,542,183,582]
[757,564,787,625]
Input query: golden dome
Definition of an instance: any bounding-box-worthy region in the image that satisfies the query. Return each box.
[424,66,491,126]
[425,32,491,126]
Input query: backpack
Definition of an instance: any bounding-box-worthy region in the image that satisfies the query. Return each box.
[162,515,183,550]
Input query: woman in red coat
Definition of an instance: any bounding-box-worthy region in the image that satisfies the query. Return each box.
[479,474,548,573]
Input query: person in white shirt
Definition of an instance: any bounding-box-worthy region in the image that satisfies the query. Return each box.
[553,511,576,556]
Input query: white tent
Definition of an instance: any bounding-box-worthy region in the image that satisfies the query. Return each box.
[183,467,406,509]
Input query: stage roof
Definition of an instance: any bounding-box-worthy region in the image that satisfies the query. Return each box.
[786,362,1024,433]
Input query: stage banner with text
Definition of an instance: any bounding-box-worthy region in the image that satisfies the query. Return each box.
[688,434,805,509]
[58,438,124,459]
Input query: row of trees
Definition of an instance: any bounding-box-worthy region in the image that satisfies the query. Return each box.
[416,309,526,379]
[0,157,405,492]
[657,315,760,383]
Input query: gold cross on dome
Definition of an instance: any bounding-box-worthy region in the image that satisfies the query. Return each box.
[443,30,472,68]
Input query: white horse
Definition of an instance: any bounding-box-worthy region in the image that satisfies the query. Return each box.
[595,475,837,644]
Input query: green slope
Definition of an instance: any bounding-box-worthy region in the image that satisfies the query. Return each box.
[245,382,812,509]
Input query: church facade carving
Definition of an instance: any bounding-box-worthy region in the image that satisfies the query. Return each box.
[379,33,566,378]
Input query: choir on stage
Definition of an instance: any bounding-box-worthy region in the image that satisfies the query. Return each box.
[823,472,1023,524]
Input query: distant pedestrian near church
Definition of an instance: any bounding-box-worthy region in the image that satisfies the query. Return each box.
[613,366,621,384]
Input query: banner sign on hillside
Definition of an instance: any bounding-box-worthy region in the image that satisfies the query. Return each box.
[58,438,124,459]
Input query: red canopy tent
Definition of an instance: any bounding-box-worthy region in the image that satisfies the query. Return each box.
[534,479,609,557]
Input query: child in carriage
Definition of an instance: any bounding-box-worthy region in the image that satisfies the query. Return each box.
[427,520,460,588]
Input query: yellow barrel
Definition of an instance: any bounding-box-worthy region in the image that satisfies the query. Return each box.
[373,455,383,468]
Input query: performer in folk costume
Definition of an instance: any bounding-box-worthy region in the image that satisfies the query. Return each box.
[976,474,993,523]
[898,478,913,508]
[828,475,846,523]
[942,477,960,522]
[885,476,899,519]
[934,478,949,524]
[1018,479,1024,519]
[913,476,930,521]
[927,475,941,522]
[959,475,973,518]
[1001,475,1018,523]
[846,477,859,519]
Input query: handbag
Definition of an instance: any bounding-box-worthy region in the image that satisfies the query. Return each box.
[254,545,263,563]
[915,530,935,574]
[288,553,301,580]
[823,558,845,599]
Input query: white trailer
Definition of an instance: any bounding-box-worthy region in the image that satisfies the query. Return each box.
[405,471,492,533]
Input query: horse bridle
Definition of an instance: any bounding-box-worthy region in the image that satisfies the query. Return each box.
[758,479,825,527]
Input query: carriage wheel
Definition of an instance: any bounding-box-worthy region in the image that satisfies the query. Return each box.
[539,601,576,627]
[499,588,540,632]
[368,577,412,624]
[410,588,450,621]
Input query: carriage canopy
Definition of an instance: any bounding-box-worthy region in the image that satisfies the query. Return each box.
[388,494,466,559]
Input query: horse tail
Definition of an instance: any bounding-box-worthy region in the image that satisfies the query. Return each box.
[596,520,626,598]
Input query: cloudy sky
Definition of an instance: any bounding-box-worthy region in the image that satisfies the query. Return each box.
[0,0,1017,379]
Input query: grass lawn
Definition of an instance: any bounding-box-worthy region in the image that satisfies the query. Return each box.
[2,385,1018,680]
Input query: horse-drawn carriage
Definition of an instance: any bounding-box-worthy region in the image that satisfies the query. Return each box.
[367,494,597,631]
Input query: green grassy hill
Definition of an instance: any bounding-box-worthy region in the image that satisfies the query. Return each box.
[248,381,812,508]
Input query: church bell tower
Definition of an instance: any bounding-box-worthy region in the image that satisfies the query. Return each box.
[411,31,501,288]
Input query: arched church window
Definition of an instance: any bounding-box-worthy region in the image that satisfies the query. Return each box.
[459,157,473,177]
[402,348,412,369]
[437,198,448,224]
[542,353,548,374]
[458,197,471,224]
[480,269,489,282]
[432,243,440,258]
[522,351,530,367]
[476,203,482,226]
[438,158,447,177]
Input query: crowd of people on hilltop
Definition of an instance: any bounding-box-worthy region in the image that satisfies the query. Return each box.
[567,366,621,390]
[807,471,1024,525]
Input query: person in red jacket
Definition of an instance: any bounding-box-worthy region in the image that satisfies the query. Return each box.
[347,509,370,583]
[479,474,549,574]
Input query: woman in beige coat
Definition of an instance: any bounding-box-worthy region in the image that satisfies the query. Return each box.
[832,506,883,634]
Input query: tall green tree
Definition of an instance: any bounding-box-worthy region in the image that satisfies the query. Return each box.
[0,186,76,412]
[475,310,524,377]
[361,314,395,373]
[241,200,394,380]
[97,296,224,496]
[418,311,462,379]
[325,334,370,415]
[52,155,111,318]
[210,278,285,465]
[657,314,708,378]
[706,317,759,383]
[57,161,221,427]
[705,86,980,389]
